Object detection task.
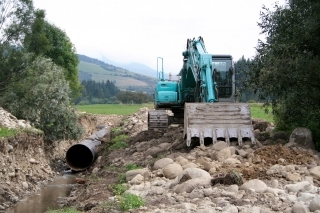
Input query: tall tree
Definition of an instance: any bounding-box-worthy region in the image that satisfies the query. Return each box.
[43,22,81,99]
[242,0,320,148]
[0,0,35,93]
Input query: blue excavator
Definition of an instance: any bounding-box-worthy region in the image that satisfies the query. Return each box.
[148,36,255,147]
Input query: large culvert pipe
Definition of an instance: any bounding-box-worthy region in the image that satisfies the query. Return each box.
[66,127,110,171]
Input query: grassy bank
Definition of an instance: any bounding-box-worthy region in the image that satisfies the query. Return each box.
[76,103,273,122]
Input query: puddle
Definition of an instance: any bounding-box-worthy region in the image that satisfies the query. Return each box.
[6,175,76,213]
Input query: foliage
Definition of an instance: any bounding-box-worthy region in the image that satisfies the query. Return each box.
[45,207,81,213]
[110,184,129,196]
[0,0,35,93]
[117,173,127,184]
[0,56,83,141]
[75,103,153,115]
[0,0,34,45]
[234,56,259,102]
[76,79,119,104]
[42,22,81,99]
[116,91,152,104]
[241,0,320,149]
[119,193,145,211]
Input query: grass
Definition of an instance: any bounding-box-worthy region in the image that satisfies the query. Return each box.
[75,103,153,115]
[45,207,81,213]
[119,193,145,211]
[0,127,17,138]
[109,134,129,150]
[249,103,274,122]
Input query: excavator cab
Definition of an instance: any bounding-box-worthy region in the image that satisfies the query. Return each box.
[212,55,234,101]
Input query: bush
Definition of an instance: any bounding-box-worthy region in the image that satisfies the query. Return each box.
[0,57,83,141]
[119,193,145,211]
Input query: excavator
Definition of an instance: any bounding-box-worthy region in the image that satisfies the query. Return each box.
[148,36,255,147]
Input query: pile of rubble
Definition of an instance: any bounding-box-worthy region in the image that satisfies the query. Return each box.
[0,107,31,129]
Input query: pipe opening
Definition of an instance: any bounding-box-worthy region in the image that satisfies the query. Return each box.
[66,144,94,171]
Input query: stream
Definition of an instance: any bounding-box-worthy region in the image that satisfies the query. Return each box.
[6,175,76,213]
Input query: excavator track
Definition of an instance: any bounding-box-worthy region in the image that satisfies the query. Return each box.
[148,110,169,130]
[184,103,255,146]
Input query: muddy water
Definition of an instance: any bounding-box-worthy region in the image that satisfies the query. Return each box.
[6,175,76,213]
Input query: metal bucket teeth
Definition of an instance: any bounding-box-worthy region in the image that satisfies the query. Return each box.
[184,103,255,146]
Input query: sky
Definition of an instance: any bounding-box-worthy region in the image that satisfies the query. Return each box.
[33,0,285,75]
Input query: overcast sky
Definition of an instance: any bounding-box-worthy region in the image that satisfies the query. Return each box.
[33,0,284,75]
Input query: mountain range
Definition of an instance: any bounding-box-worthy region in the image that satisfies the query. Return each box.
[77,54,158,94]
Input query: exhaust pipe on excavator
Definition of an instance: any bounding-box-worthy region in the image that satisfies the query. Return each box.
[66,127,110,171]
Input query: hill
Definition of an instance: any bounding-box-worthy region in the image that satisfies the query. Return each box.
[77,54,157,93]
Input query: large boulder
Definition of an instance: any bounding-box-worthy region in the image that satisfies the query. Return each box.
[240,179,267,193]
[289,127,314,149]
[153,158,174,170]
[126,168,149,182]
[162,163,183,179]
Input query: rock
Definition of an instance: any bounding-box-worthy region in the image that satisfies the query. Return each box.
[173,178,211,193]
[189,188,204,199]
[145,147,164,157]
[126,168,149,182]
[292,202,308,213]
[271,179,279,188]
[285,181,314,193]
[309,166,320,180]
[224,158,241,165]
[22,182,28,189]
[266,126,275,134]
[162,163,183,179]
[129,174,144,185]
[310,195,320,212]
[289,127,314,150]
[236,149,248,157]
[212,141,228,151]
[92,167,99,174]
[240,179,267,193]
[286,173,301,181]
[212,148,231,162]
[29,158,37,164]
[153,158,174,170]
[182,162,198,169]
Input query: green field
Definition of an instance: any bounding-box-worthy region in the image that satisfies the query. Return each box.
[249,103,274,122]
[75,103,154,115]
[76,103,274,122]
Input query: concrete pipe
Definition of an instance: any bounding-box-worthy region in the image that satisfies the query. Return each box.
[66,127,110,171]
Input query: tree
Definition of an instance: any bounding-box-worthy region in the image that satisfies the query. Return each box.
[0,56,83,141]
[43,22,81,99]
[242,0,320,148]
[0,0,35,93]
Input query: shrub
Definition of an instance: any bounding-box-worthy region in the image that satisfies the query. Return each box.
[110,184,128,196]
[119,193,145,211]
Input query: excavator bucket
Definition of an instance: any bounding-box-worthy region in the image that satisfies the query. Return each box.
[184,103,255,146]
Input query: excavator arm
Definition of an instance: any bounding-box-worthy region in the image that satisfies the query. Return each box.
[180,37,216,103]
